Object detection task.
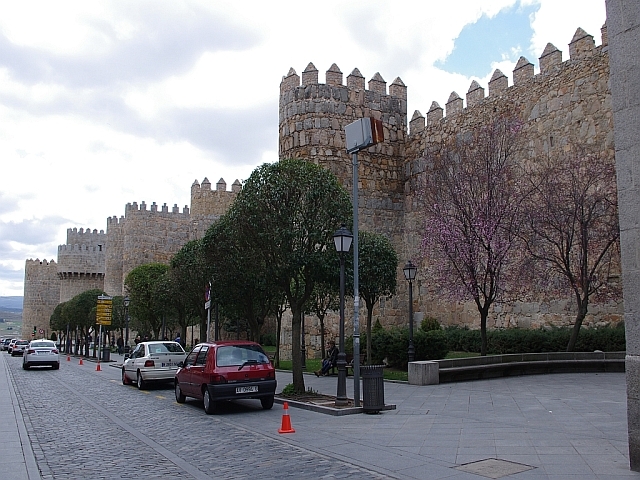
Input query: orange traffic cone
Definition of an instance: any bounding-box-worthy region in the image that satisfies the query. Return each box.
[96,362,101,371]
[278,402,295,434]
[66,355,70,362]
[79,357,84,366]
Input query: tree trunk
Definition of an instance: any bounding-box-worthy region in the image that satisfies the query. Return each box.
[480,308,488,357]
[291,306,305,394]
[319,314,326,360]
[275,312,282,368]
[567,300,588,352]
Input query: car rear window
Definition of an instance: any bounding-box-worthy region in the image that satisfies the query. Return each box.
[216,345,270,367]
[148,342,185,354]
[17,341,29,345]
[31,342,55,348]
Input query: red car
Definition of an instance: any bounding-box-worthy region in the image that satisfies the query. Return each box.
[174,341,276,414]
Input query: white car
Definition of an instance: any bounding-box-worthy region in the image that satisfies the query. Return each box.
[122,341,187,389]
[11,340,29,356]
[23,340,60,369]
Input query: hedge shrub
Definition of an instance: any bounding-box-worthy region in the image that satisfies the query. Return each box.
[443,325,625,354]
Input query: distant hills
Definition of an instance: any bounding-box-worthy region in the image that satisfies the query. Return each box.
[0,296,23,311]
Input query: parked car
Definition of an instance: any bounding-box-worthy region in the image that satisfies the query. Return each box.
[7,339,18,354]
[11,340,29,356]
[23,340,60,369]
[174,341,276,414]
[122,341,187,389]
[1,338,13,351]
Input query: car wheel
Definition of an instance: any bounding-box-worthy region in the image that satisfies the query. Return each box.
[136,371,145,390]
[175,382,186,403]
[122,368,130,385]
[203,388,217,415]
[261,395,274,410]
[22,362,29,370]
[52,362,60,370]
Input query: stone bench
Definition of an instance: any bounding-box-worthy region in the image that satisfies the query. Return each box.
[409,352,625,385]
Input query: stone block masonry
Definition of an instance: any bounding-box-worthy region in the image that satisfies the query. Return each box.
[279,23,621,342]
[23,178,238,336]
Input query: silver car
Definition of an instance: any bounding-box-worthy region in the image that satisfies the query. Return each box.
[11,340,29,356]
[122,341,186,389]
[23,340,60,369]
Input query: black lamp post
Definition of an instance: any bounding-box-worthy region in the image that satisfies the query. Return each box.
[403,261,417,363]
[123,296,130,354]
[334,224,353,406]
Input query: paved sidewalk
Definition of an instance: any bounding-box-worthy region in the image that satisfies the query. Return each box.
[269,369,640,479]
[0,352,40,480]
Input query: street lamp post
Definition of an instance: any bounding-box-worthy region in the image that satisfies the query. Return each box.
[403,261,417,363]
[123,296,130,354]
[334,225,353,406]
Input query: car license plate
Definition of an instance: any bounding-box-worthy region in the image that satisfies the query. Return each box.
[236,386,258,394]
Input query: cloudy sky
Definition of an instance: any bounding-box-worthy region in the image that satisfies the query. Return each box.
[0,0,607,297]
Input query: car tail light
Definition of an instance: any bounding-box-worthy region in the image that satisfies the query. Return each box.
[144,360,155,367]
[27,349,35,354]
[210,374,227,384]
[52,349,59,354]
[266,371,275,379]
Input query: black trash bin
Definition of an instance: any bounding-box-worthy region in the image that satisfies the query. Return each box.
[361,365,385,413]
[101,346,110,362]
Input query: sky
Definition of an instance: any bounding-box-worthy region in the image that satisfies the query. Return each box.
[0,0,607,297]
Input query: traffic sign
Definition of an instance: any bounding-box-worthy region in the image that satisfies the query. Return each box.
[96,296,113,325]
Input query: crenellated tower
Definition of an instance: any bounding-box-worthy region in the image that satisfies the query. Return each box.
[22,259,60,339]
[279,62,407,246]
[57,228,106,302]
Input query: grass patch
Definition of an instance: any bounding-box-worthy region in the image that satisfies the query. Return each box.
[275,359,408,381]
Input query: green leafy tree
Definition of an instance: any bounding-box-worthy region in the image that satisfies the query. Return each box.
[61,289,106,355]
[169,239,211,344]
[357,231,398,364]
[50,302,66,332]
[305,279,339,360]
[125,263,170,339]
[204,214,278,342]
[227,158,351,393]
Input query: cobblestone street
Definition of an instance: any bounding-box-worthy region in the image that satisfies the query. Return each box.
[5,355,387,480]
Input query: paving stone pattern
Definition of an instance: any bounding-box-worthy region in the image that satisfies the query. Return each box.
[6,356,388,480]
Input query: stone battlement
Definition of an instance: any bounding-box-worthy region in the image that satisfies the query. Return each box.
[125,201,189,215]
[190,177,241,218]
[410,26,607,134]
[66,227,106,247]
[25,258,56,267]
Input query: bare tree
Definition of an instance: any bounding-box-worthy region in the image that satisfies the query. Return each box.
[420,112,527,355]
[523,147,620,351]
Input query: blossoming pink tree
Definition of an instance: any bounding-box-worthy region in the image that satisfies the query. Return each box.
[420,112,528,355]
[523,147,620,351]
